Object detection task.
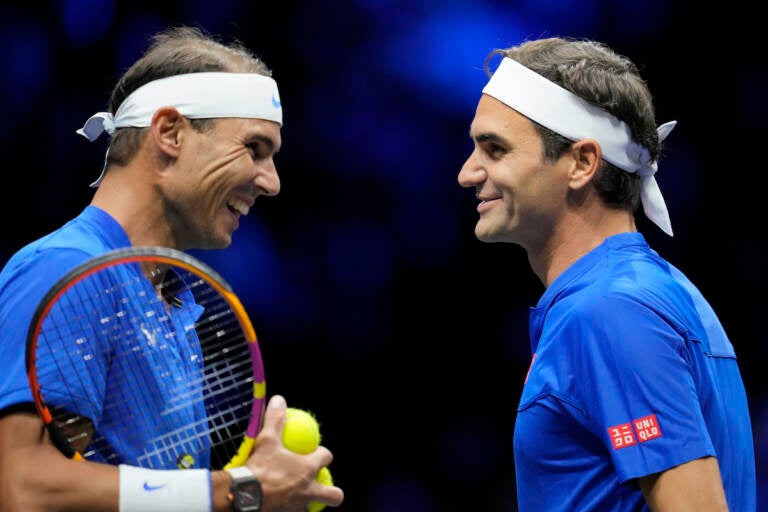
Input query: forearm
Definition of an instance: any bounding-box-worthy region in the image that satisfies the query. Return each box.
[1,396,345,512]
[2,451,234,512]
[639,456,729,511]
[0,411,236,512]
[0,442,118,512]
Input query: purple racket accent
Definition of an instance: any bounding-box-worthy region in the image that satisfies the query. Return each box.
[246,339,266,438]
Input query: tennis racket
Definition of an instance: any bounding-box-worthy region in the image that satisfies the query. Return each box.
[25,246,266,471]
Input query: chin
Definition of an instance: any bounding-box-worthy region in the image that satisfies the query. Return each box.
[196,235,232,251]
[474,225,499,243]
[210,225,235,249]
[213,238,232,250]
[474,233,496,243]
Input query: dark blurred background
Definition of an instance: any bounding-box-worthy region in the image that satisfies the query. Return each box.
[1,1,765,510]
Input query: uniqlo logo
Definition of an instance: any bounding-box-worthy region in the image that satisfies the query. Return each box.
[634,414,662,443]
[607,423,636,450]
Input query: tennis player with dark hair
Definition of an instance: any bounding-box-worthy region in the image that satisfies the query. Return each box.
[458,37,755,511]
[0,26,344,511]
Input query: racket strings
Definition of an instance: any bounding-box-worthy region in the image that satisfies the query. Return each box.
[33,258,257,470]
[37,274,136,432]
[192,284,255,468]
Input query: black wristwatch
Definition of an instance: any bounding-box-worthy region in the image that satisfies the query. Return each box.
[227,466,263,512]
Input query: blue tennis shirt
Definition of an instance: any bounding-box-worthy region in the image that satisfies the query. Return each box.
[514,232,755,511]
[0,206,208,468]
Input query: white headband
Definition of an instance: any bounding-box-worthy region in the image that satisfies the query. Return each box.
[482,57,677,236]
[77,72,283,187]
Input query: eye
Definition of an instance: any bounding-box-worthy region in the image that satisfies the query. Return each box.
[245,136,279,161]
[473,134,509,161]
[482,141,506,160]
[246,142,265,160]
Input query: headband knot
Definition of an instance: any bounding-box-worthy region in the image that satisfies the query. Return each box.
[77,113,116,141]
[482,57,677,236]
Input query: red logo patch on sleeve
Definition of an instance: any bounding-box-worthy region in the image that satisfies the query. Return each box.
[607,422,636,450]
[633,414,662,443]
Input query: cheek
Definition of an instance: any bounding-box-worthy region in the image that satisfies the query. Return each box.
[201,152,249,183]
[527,172,570,216]
[498,162,555,208]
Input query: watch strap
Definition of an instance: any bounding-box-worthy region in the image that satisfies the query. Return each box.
[227,466,255,481]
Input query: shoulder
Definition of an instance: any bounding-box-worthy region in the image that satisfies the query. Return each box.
[545,256,690,356]
[558,242,688,318]
[0,246,95,313]
[0,212,120,316]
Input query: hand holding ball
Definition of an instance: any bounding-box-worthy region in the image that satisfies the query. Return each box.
[282,408,334,512]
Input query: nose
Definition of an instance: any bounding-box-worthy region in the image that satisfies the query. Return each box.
[458,150,485,189]
[257,158,281,196]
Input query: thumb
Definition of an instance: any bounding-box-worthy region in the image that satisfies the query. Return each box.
[260,394,288,436]
[268,394,287,411]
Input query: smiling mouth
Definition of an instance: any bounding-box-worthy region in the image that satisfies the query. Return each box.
[226,198,251,216]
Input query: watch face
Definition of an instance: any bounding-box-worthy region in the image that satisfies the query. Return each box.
[232,479,263,512]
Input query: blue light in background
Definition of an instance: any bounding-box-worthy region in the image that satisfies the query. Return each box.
[188,217,312,337]
[61,0,116,47]
[113,14,174,74]
[326,220,395,295]
[181,0,247,33]
[604,0,672,44]
[513,0,600,39]
[0,18,51,121]
[394,188,465,269]
[322,220,394,354]
[377,6,527,114]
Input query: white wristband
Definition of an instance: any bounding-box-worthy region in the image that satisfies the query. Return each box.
[118,464,212,512]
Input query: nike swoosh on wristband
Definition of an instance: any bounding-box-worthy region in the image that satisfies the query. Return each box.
[143,481,167,491]
[272,95,281,108]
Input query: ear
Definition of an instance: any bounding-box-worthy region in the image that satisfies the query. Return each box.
[149,107,185,159]
[567,138,602,190]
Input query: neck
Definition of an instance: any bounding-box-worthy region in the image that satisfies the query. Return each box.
[527,208,636,287]
[90,163,178,248]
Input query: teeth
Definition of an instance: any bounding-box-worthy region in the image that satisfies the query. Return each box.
[227,199,250,216]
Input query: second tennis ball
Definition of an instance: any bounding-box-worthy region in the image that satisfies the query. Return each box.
[308,467,334,512]
[282,407,321,454]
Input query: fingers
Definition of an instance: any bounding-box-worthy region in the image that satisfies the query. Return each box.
[308,445,334,468]
[310,480,345,509]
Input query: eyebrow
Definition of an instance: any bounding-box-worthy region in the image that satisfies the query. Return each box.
[472,132,508,147]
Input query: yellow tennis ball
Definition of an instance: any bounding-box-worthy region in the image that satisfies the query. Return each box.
[308,466,333,512]
[282,407,321,455]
